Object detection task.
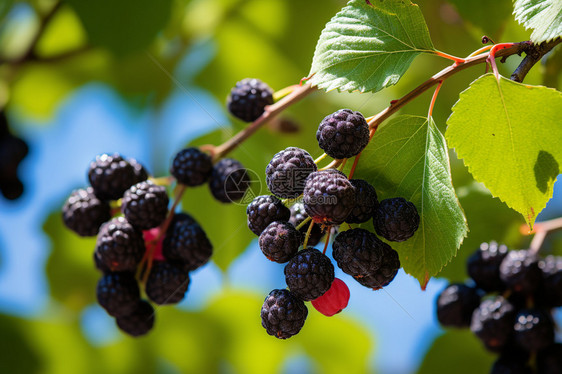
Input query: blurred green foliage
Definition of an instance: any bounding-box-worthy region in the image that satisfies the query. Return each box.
[1,0,561,373]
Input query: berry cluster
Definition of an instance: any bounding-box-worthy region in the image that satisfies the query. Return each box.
[61,146,252,336]
[245,104,420,339]
[0,111,28,200]
[436,242,562,373]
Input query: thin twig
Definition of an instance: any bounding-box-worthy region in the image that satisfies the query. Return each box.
[511,38,561,82]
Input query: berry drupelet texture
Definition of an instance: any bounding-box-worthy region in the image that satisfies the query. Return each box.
[303,169,356,225]
[373,197,420,242]
[115,300,155,337]
[259,221,301,263]
[121,181,169,230]
[88,153,137,201]
[62,187,111,236]
[470,296,516,352]
[145,261,190,305]
[284,248,334,301]
[95,217,145,272]
[354,244,400,290]
[467,241,509,292]
[227,78,274,122]
[261,289,308,339]
[513,309,554,352]
[246,195,291,236]
[316,109,370,159]
[332,228,383,278]
[96,272,140,317]
[266,147,317,199]
[170,148,213,187]
[499,250,542,296]
[538,255,562,306]
[346,179,379,224]
[436,284,481,328]
[209,158,250,203]
[128,157,149,183]
[162,213,213,271]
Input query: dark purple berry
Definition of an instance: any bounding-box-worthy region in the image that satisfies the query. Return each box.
[289,201,324,246]
[353,244,400,290]
[246,195,291,236]
[467,241,509,292]
[513,309,554,352]
[170,148,213,186]
[436,284,481,328]
[266,147,317,199]
[316,109,370,159]
[96,272,140,317]
[303,169,356,225]
[284,248,334,301]
[346,179,378,224]
[373,197,419,242]
[470,296,516,352]
[115,300,155,337]
[261,289,308,339]
[332,228,383,278]
[62,187,111,236]
[209,158,250,203]
[227,78,274,122]
[499,250,542,296]
[121,181,169,230]
[258,221,301,263]
[145,261,190,305]
[88,153,137,201]
[538,255,562,306]
[95,217,145,272]
[128,157,149,183]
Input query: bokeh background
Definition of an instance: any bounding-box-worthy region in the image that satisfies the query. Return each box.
[1,0,561,373]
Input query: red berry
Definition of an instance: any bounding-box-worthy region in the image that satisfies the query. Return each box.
[311,278,350,316]
[143,228,165,261]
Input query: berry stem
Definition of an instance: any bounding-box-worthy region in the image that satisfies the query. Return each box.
[314,153,328,165]
[338,158,348,172]
[428,80,443,118]
[466,44,493,58]
[295,216,312,231]
[520,216,562,254]
[320,159,343,171]
[322,228,332,255]
[303,220,315,248]
[487,43,517,81]
[149,176,175,186]
[434,50,466,64]
[273,84,299,102]
[212,84,315,161]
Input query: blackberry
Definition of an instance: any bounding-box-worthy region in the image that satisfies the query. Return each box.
[436,284,481,328]
[499,250,542,296]
[537,344,562,374]
[258,221,301,263]
[170,148,213,187]
[470,296,516,352]
[354,244,400,290]
[94,252,110,273]
[162,213,213,271]
[209,158,250,203]
[467,241,509,292]
[513,309,554,352]
[316,109,370,159]
[0,178,24,200]
[311,277,350,317]
[346,179,378,224]
[332,228,383,278]
[246,195,291,236]
[303,169,356,225]
[95,217,145,272]
[88,153,137,201]
[96,272,140,317]
[145,261,190,305]
[0,131,28,200]
[284,248,334,301]
[261,289,308,339]
[121,181,169,230]
[373,197,419,242]
[227,78,274,122]
[62,187,111,236]
[115,300,155,337]
[128,158,149,183]
[266,147,317,199]
[289,201,324,246]
[538,255,562,306]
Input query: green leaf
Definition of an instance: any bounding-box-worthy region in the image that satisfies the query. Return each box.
[446,0,512,35]
[513,0,562,43]
[418,330,495,374]
[446,74,562,228]
[65,0,173,55]
[352,116,467,287]
[308,0,435,93]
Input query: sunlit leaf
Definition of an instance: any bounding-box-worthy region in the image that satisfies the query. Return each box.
[513,0,562,43]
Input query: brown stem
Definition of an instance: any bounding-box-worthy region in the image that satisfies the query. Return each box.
[511,38,562,82]
[367,41,533,130]
[212,83,315,161]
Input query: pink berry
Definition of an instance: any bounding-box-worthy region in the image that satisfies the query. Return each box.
[311,278,350,316]
[143,228,165,261]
